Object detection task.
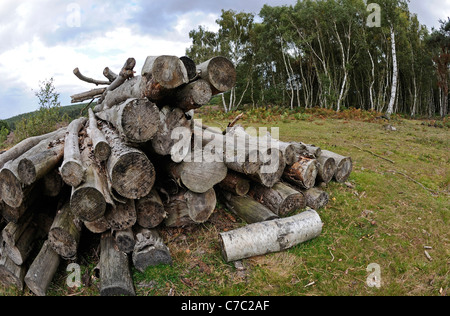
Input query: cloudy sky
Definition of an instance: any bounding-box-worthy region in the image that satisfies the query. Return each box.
[0,0,448,120]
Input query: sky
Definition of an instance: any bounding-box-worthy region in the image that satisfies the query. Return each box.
[0,0,449,120]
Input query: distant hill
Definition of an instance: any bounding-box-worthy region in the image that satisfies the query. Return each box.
[4,102,96,130]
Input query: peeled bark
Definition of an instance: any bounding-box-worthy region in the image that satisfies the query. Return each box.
[197,57,237,95]
[217,171,250,197]
[99,232,136,296]
[87,108,111,162]
[96,98,160,144]
[60,118,87,188]
[132,227,172,272]
[248,182,306,217]
[220,191,278,224]
[320,150,353,183]
[48,202,82,260]
[283,157,318,190]
[102,123,155,200]
[219,209,323,262]
[135,189,166,229]
[164,188,216,228]
[24,240,60,296]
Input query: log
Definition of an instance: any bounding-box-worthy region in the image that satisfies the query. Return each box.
[316,155,337,184]
[17,138,65,186]
[73,67,110,86]
[135,189,166,229]
[5,220,38,265]
[219,209,323,262]
[48,202,82,260]
[99,232,136,296]
[105,199,137,231]
[71,88,106,104]
[132,227,172,273]
[96,98,160,144]
[158,79,212,112]
[87,108,111,162]
[0,127,66,170]
[0,242,26,291]
[180,56,197,80]
[24,240,61,296]
[2,211,33,247]
[301,187,330,210]
[60,118,87,188]
[248,182,306,217]
[105,58,136,93]
[84,217,111,234]
[164,188,216,228]
[151,106,192,163]
[217,170,250,197]
[301,143,322,158]
[283,157,318,190]
[165,150,228,194]
[101,123,155,200]
[320,150,353,183]
[142,55,189,90]
[103,67,118,83]
[113,228,136,254]
[70,137,111,222]
[197,57,237,95]
[1,129,66,208]
[97,76,148,111]
[0,189,37,224]
[42,168,64,197]
[219,191,278,224]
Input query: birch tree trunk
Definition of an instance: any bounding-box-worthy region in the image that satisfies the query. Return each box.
[387,26,398,118]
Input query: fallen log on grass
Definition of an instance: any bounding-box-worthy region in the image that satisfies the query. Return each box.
[219,209,323,262]
[132,227,172,273]
[320,150,353,183]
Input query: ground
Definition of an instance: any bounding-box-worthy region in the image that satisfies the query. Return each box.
[1,111,449,296]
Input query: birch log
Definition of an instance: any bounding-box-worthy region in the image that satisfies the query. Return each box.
[219,209,323,262]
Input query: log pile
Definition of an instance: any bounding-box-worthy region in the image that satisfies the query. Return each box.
[0,55,352,296]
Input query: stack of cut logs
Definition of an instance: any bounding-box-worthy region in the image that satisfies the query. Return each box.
[0,55,353,296]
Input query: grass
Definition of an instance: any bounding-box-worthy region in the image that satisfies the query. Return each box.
[1,110,449,297]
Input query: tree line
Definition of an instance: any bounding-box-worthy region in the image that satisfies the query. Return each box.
[186,0,450,118]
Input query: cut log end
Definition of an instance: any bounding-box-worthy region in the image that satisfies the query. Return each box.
[48,228,78,260]
[335,157,353,183]
[60,160,85,188]
[0,169,24,209]
[199,57,237,94]
[70,187,106,222]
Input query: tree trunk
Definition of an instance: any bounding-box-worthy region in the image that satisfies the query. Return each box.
[113,228,136,254]
[197,57,237,95]
[135,189,166,229]
[132,227,172,273]
[387,26,398,118]
[165,150,228,194]
[96,98,161,144]
[248,182,306,217]
[87,108,111,162]
[0,127,66,170]
[219,209,323,262]
[60,118,87,188]
[17,139,65,186]
[99,232,136,296]
[301,187,330,210]
[48,202,82,260]
[320,150,353,183]
[219,191,278,225]
[101,123,155,200]
[217,171,250,197]
[105,199,137,231]
[151,106,192,163]
[164,188,216,228]
[283,157,318,190]
[0,242,27,291]
[70,136,111,222]
[316,155,337,184]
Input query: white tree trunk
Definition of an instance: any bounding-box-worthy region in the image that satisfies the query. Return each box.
[387,26,398,118]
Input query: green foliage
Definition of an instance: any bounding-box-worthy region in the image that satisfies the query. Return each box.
[14,78,68,142]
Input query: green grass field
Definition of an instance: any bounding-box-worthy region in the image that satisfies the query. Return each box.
[1,112,449,296]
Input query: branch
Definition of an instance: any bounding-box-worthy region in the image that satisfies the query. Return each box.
[73,68,110,86]
[352,145,395,164]
[103,67,118,83]
[71,88,106,103]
